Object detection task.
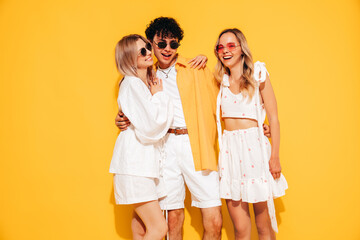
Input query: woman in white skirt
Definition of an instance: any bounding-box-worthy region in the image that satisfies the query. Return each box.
[109,34,173,240]
[214,28,288,239]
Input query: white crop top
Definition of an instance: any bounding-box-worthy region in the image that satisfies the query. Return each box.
[216,61,269,150]
[220,79,259,120]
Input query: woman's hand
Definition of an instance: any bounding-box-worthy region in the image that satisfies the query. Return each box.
[149,77,163,95]
[188,55,208,69]
[263,124,271,138]
[115,111,130,131]
[269,157,282,180]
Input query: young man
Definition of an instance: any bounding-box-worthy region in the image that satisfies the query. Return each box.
[116,17,222,240]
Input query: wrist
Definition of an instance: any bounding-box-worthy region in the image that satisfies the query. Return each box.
[270,154,279,160]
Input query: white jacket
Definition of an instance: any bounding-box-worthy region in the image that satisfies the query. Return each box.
[109,76,174,178]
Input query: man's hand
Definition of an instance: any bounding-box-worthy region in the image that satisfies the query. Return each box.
[188,55,208,69]
[263,124,271,138]
[115,111,130,131]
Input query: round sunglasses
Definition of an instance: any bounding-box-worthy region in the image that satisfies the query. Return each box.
[153,40,180,50]
[139,42,152,57]
[216,42,241,54]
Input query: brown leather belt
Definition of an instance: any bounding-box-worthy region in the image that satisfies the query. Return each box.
[167,128,188,135]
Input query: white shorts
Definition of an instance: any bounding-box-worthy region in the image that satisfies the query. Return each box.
[113,174,166,205]
[159,133,221,210]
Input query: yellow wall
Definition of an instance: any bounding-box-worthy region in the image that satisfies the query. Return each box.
[1,0,359,239]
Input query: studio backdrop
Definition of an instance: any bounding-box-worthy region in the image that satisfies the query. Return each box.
[0,0,359,239]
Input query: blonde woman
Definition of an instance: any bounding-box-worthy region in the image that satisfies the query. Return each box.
[109,34,173,240]
[214,28,288,239]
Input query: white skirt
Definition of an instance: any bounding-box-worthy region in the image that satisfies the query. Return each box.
[219,127,288,203]
[113,174,166,205]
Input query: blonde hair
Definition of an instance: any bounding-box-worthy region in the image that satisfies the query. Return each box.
[214,28,256,99]
[115,34,153,81]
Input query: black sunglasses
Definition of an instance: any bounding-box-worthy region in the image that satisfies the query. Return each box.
[139,42,152,57]
[153,40,180,49]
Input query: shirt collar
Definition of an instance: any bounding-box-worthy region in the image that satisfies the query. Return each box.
[175,55,188,68]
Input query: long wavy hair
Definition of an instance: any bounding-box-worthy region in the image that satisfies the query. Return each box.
[214,28,256,99]
[115,34,153,82]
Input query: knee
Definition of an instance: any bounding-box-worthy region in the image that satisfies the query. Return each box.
[168,209,184,231]
[234,223,251,238]
[144,223,168,239]
[203,212,223,235]
[131,227,145,239]
[256,221,273,237]
[131,217,145,238]
[157,222,169,238]
[147,220,168,239]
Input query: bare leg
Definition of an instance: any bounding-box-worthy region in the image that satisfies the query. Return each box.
[253,202,276,240]
[167,209,184,240]
[200,206,222,240]
[226,200,251,240]
[131,211,146,240]
[134,200,168,240]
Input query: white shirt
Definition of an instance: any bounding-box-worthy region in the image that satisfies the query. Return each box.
[157,64,187,128]
[109,76,174,178]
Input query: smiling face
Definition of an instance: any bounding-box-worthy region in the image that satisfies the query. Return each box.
[217,32,243,70]
[136,39,153,70]
[151,35,178,69]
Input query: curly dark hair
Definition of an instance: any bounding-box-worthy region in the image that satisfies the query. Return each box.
[145,17,184,42]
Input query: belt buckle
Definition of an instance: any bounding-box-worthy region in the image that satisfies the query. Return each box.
[174,127,181,135]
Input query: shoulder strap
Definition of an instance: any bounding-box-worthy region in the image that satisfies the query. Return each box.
[254,61,268,83]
